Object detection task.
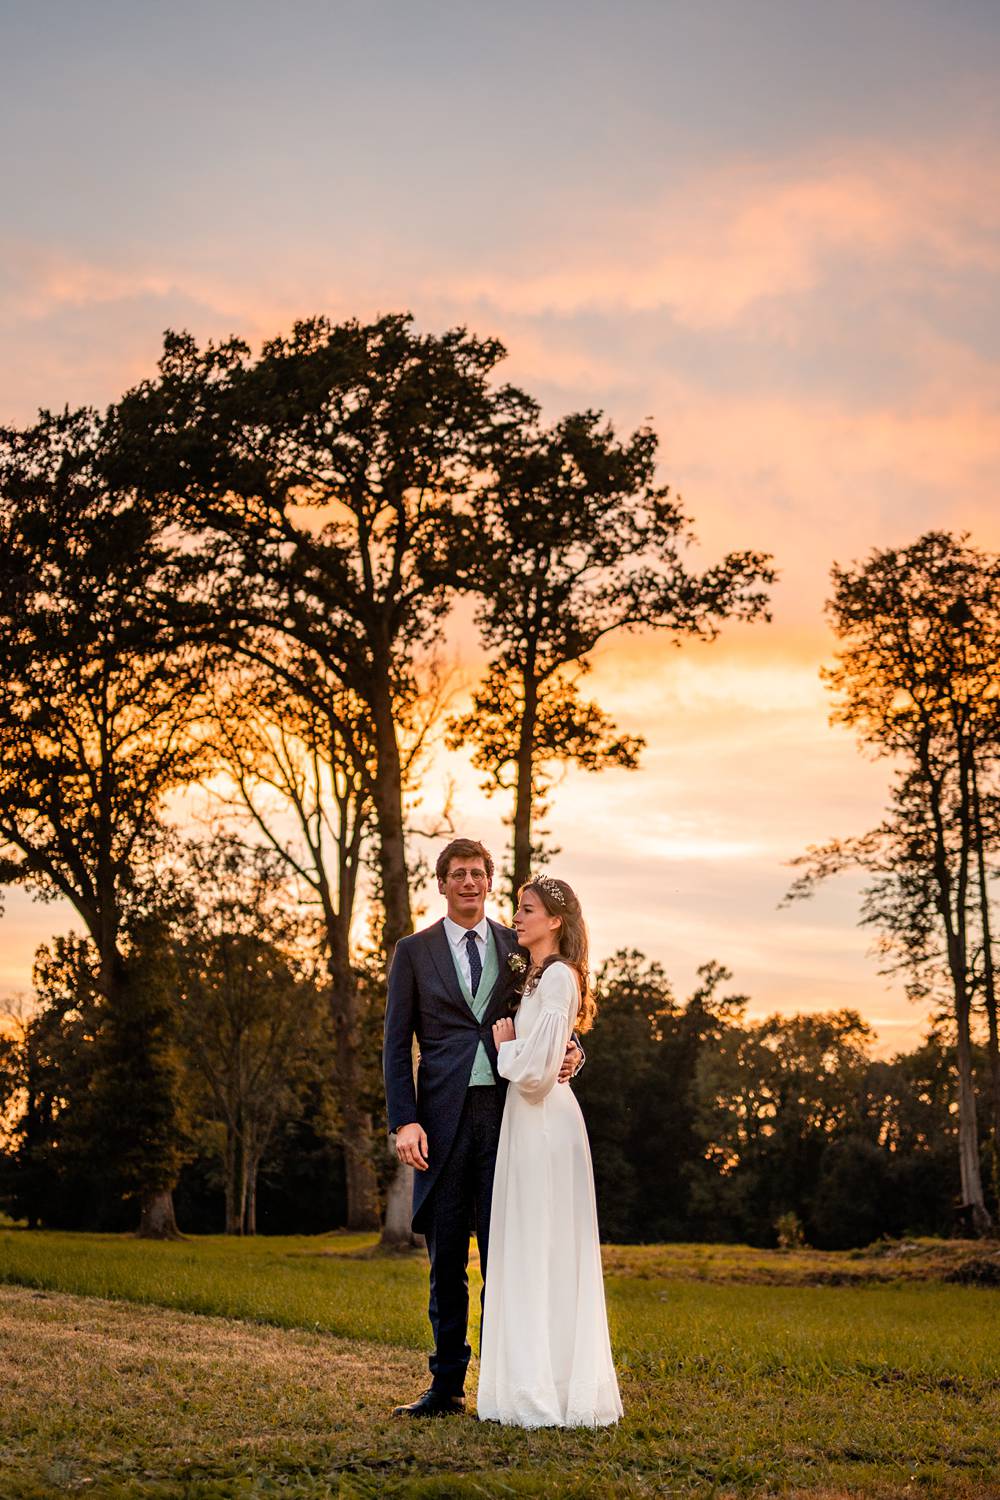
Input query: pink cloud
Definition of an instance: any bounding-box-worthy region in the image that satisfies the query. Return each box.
[433,145,1000,328]
[7,137,999,344]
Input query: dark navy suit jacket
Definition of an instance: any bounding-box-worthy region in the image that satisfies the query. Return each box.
[383,916,521,1233]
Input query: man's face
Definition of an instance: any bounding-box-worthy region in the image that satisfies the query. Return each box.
[439,857,492,926]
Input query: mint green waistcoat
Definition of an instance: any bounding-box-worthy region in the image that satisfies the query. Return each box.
[448,925,499,1087]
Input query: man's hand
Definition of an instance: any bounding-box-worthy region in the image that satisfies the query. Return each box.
[395,1122,429,1171]
[492,1016,516,1047]
[558,1038,583,1084]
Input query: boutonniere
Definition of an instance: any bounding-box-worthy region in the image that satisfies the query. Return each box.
[506,950,528,1000]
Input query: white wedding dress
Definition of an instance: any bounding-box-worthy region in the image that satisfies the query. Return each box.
[476,961,623,1428]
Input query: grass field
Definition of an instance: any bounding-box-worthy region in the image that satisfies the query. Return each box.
[2,1230,999,1499]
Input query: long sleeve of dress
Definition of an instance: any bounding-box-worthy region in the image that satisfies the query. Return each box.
[497,963,578,1102]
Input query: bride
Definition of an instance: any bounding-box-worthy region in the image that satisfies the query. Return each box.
[477,874,622,1428]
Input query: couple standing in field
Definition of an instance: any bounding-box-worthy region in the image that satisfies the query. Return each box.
[383,837,622,1428]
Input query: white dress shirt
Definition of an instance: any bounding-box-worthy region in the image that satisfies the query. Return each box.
[443,914,489,992]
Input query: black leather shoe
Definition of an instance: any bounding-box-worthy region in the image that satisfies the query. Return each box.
[391,1387,465,1418]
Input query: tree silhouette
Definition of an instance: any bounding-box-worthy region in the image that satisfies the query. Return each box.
[206,657,382,1228]
[0,408,208,1235]
[448,406,776,897]
[0,939,115,1230]
[109,313,511,959]
[173,838,324,1234]
[109,313,530,1243]
[786,532,1000,1233]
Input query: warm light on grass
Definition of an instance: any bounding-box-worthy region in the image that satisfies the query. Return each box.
[1,1232,999,1496]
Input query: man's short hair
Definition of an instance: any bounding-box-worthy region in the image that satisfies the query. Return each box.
[436,838,495,884]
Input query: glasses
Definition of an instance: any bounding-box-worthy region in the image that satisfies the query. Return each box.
[446,868,489,883]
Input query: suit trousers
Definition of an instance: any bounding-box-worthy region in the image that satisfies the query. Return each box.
[424,1083,504,1395]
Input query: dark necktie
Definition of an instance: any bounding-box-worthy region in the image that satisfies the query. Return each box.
[464,929,482,997]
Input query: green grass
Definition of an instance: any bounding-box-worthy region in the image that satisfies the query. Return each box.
[0,1230,429,1347]
[1,1231,999,1498]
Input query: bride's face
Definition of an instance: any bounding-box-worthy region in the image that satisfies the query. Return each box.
[513,889,561,951]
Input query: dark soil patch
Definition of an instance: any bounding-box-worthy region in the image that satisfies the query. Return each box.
[944,1256,1000,1287]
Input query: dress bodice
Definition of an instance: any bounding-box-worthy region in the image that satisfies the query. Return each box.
[497,962,579,1102]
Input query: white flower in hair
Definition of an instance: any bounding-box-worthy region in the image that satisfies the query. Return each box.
[530,873,565,905]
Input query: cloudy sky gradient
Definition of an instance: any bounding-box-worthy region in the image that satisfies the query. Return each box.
[3,0,999,1048]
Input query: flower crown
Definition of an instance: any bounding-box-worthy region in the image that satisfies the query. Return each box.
[529,873,566,906]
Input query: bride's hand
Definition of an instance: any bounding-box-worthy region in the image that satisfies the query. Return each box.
[492,1016,516,1047]
[558,1038,583,1084]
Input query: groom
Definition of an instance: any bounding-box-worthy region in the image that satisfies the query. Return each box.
[383,837,582,1417]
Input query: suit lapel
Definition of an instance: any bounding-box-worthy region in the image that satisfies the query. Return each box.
[482,918,519,1022]
[426,919,475,1019]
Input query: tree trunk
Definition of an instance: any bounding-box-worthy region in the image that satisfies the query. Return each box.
[326,931,381,1232]
[344,1109,381,1230]
[511,671,538,905]
[137,1188,182,1239]
[245,1154,259,1235]
[971,755,1000,1191]
[23,1027,41,1231]
[383,1134,420,1247]
[945,737,990,1234]
[918,725,990,1234]
[955,984,990,1232]
[98,954,186,1240]
[369,669,413,954]
[369,664,420,1248]
[224,1121,242,1234]
[237,1120,249,1235]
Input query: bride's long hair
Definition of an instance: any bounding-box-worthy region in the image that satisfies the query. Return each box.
[520,876,596,1032]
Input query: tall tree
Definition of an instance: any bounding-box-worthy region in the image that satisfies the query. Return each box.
[109,314,508,955]
[447,407,776,896]
[0,408,207,1235]
[110,314,519,1244]
[786,532,1000,1232]
[206,661,381,1228]
[206,650,454,1229]
[950,594,1000,1196]
[173,838,324,1234]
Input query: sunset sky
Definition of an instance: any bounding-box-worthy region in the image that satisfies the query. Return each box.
[3,1,999,1050]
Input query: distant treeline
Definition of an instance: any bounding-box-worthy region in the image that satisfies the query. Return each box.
[0,937,976,1246]
[578,953,967,1248]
